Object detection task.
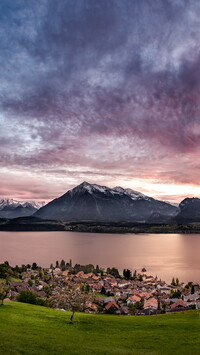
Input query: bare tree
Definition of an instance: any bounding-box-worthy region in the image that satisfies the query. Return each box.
[0,280,8,305]
[52,285,92,323]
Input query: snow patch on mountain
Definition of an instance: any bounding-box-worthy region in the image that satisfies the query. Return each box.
[112,187,151,201]
[0,199,45,210]
[69,181,152,201]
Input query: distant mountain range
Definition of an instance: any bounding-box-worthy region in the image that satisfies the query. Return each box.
[0,199,45,219]
[2,182,200,224]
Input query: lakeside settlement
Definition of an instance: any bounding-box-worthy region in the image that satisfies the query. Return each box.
[1,261,200,316]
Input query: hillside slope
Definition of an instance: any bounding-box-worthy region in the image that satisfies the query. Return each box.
[0,302,199,355]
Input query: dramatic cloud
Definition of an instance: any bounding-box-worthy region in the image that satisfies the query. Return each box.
[0,0,200,201]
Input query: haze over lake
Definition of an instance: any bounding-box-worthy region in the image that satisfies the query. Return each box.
[1,232,200,283]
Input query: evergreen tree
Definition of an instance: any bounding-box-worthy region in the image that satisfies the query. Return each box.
[132,270,137,279]
[31,262,38,270]
[100,286,106,295]
[171,277,176,286]
[60,260,66,271]
[123,269,131,280]
[191,284,195,294]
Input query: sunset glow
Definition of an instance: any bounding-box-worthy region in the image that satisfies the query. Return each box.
[0,1,200,203]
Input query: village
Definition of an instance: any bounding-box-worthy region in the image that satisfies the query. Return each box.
[1,260,200,316]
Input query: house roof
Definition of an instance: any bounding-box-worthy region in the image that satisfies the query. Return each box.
[144,297,158,309]
[105,301,119,311]
[170,300,188,309]
[127,295,141,302]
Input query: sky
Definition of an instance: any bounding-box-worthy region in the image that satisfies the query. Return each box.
[0,0,200,203]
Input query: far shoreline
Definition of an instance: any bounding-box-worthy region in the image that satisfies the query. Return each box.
[0,217,200,234]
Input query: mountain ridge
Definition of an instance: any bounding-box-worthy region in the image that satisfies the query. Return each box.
[34,181,177,223]
[0,199,45,219]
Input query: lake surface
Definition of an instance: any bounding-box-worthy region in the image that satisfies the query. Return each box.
[0,232,200,283]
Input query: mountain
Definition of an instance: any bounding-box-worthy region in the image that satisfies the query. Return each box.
[0,199,45,219]
[174,198,200,224]
[34,181,177,223]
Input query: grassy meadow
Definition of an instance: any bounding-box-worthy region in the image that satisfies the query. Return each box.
[0,302,200,355]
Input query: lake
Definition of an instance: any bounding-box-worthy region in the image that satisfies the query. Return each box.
[0,231,200,283]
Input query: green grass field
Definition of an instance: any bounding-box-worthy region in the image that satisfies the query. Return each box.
[0,302,200,355]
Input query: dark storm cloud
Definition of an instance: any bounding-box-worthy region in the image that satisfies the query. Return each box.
[1,0,200,199]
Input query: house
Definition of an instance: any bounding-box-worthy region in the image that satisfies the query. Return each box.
[143,297,159,315]
[184,293,199,301]
[53,268,62,276]
[127,295,141,305]
[92,276,100,281]
[85,302,98,313]
[170,300,188,310]
[61,270,69,277]
[136,292,152,299]
[144,297,158,309]
[74,271,84,278]
[105,301,119,313]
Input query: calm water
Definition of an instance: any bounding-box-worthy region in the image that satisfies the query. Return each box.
[0,232,200,283]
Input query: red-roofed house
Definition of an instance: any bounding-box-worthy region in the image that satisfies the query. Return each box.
[105,301,119,313]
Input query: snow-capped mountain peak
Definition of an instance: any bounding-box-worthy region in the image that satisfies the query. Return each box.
[70,181,109,195]
[35,181,177,222]
[0,199,45,219]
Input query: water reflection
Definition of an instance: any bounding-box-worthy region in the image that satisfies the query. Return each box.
[0,231,200,283]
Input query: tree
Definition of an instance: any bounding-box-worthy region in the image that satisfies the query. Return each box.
[28,279,33,287]
[170,289,181,299]
[128,303,137,315]
[191,285,195,294]
[85,284,90,293]
[17,290,37,304]
[123,269,131,280]
[106,267,120,278]
[171,277,176,286]
[135,298,144,310]
[0,281,8,305]
[100,286,106,295]
[60,260,66,271]
[131,270,137,280]
[52,286,91,324]
[96,265,100,273]
[0,262,13,279]
[161,302,166,314]
[32,262,38,270]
